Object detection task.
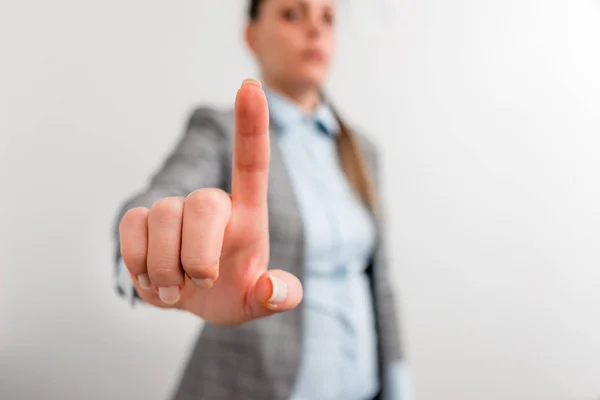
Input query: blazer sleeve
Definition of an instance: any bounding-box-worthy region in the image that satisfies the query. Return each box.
[112,107,232,301]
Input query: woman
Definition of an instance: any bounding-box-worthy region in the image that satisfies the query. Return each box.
[114,0,411,399]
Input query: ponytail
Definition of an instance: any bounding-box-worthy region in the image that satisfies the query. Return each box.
[334,113,378,214]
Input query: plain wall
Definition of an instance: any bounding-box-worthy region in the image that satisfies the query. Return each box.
[1,1,599,399]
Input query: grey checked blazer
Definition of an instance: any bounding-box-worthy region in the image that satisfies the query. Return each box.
[113,107,404,400]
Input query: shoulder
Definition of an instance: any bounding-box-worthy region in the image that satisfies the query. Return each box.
[186,106,235,138]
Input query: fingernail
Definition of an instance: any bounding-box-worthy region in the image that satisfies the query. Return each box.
[242,78,262,89]
[158,286,180,305]
[268,275,288,306]
[137,274,152,290]
[192,278,214,289]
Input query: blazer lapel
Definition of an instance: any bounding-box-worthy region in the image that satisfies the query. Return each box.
[266,127,305,278]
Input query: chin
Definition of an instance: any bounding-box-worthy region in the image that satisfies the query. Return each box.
[296,68,328,88]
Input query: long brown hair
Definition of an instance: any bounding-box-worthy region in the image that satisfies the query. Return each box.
[333,111,377,212]
[248,0,377,213]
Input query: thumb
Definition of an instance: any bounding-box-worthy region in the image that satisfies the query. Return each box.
[247,270,303,319]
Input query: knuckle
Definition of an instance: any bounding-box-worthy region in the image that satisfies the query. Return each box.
[235,160,268,174]
[186,188,230,215]
[151,197,185,220]
[181,257,219,277]
[148,262,182,284]
[120,207,149,232]
[148,247,179,266]
[121,246,146,271]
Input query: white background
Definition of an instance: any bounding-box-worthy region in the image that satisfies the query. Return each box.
[1,1,600,399]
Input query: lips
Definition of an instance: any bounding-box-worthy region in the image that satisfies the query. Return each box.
[301,49,325,62]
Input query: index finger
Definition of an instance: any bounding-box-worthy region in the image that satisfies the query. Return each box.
[231,78,270,209]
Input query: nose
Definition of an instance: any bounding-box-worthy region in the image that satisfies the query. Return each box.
[306,13,323,39]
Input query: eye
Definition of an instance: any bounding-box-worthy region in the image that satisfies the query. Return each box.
[323,10,335,26]
[282,7,302,22]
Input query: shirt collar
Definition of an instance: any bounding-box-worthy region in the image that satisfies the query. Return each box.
[264,87,340,137]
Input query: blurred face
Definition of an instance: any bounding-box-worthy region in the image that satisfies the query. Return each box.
[246,0,336,89]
